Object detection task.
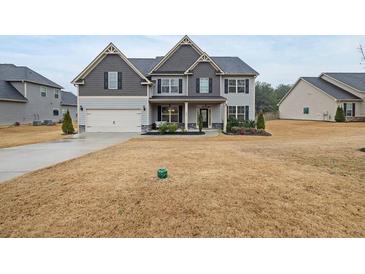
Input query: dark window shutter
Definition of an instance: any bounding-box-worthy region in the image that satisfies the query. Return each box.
[209,78,212,93]
[179,79,183,94]
[353,103,355,116]
[118,72,122,89]
[343,103,347,115]
[157,79,161,94]
[196,78,200,93]
[179,105,183,123]
[157,105,162,121]
[245,79,249,94]
[224,79,228,94]
[245,106,249,121]
[104,72,108,89]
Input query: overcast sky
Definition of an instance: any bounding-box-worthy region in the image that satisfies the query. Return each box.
[0,35,364,93]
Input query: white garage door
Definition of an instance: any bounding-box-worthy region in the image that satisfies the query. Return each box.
[86,109,141,132]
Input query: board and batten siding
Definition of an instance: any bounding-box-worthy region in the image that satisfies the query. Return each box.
[155,45,200,72]
[78,97,149,126]
[79,54,147,97]
[279,79,338,121]
[223,76,256,120]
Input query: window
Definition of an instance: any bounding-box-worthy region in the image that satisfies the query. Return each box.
[237,80,245,93]
[200,78,209,93]
[237,106,245,121]
[62,109,67,115]
[345,103,353,117]
[40,86,47,97]
[108,72,118,89]
[53,109,59,116]
[161,105,179,122]
[54,89,59,99]
[228,106,236,119]
[228,80,236,93]
[161,79,170,93]
[170,79,179,93]
[303,107,309,114]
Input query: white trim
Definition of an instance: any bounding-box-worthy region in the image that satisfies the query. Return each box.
[71,42,151,85]
[0,98,27,103]
[79,96,149,99]
[184,102,188,130]
[184,53,224,74]
[159,105,180,123]
[24,82,27,98]
[40,86,47,97]
[148,35,205,74]
[199,78,210,94]
[77,85,80,128]
[54,88,60,99]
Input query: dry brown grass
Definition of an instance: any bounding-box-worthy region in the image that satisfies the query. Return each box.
[0,124,64,148]
[0,120,364,237]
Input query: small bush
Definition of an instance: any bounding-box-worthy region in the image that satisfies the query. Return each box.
[158,122,169,134]
[168,123,178,133]
[13,122,20,126]
[151,123,157,130]
[243,120,256,129]
[62,110,75,134]
[227,117,239,132]
[257,112,265,129]
[198,113,203,132]
[335,106,345,122]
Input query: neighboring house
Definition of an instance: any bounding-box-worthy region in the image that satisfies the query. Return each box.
[60,91,77,121]
[278,73,365,121]
[72,36,259,133]
[0,64,64,125]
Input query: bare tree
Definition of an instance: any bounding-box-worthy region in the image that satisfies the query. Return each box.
[359,44,365,66]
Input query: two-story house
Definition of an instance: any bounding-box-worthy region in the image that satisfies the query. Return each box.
[72,36,259,133]
[0,64,64,125]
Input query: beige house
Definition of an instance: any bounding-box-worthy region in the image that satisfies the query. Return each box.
[278,73,365,121]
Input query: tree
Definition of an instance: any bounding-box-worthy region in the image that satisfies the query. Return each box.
[257,112,265,129]
[62,110,75,134]
[198,113,203,132]
[275,84,292,102]
[335,106,346,122]
[255,82,292,113]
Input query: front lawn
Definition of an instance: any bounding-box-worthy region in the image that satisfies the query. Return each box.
[0,120,364,237]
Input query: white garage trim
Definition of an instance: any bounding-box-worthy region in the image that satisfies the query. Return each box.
[85,109,142,132]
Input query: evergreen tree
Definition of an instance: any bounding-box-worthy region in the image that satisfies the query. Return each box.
[257,112,265,129]
[335,106,345,122]
[62,110,75,134]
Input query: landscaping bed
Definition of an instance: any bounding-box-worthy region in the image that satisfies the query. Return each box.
[225,127,272,136]
[142,131,205,136]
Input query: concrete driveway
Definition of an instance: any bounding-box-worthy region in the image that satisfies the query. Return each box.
[0,132,137,183]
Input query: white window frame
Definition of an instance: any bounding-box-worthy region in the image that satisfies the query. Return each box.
[228,79,237,93]
[237,80,245,93]
[228,79,247,93]
[160,78,181,94]
[345,103,353,117]
[54,89,59,99]
[199,78,209,94]
[237,106,245,121]
[53,108,60,116]
[228,106,236,119]
[40,86,47,97]
[228,105,246,120]
[108,71,118,90]
[160,105,179,123]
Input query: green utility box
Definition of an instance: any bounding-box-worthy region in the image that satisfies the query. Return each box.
[157,168,168,179]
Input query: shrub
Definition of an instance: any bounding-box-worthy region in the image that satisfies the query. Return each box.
[243,120,256,129]
[168,123,178,133]
[158,122,169,134]
[227,117,239,132]
[62,110,75,134]
[257,112,265,129]
[198,113,203,132]
[13,122,20,126]
[151,122,157,130]
[335,106,346,122]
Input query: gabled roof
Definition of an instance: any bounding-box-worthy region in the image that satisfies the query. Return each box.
[321,73,365,92]
[185,53,224,74]
[129,57,162,76]
[148,35,205,74]
[278,76,362,106]
[0,79,27,102]
[212,57,259,75]
[0,64,63,89]
[302,77,361,100]
[61,91,77,106]
[71,43,152,85]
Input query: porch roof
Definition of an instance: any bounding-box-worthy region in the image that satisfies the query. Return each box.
[149,96,226,103]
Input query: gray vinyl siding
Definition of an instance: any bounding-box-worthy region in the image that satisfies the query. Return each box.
[79,54,147,96]
[79,97,149,126]
[10,82,25,96]
[223,76,256,120]
[0,82,61,125]
[188,63,220,96]
[61,106,77,122]
[156,45,200,72]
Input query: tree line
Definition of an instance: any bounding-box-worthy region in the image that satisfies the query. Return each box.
[255,82,292,113]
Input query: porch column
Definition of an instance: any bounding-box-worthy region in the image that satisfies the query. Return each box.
[223,103,227,132]
[184,102,188,131]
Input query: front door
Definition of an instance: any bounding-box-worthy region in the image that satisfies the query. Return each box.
[200,108,209,128]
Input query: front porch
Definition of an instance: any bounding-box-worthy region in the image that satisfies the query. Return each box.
[149,96,227,131]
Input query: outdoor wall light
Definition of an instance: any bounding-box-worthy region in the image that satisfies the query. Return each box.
[143,105,146,111]
[80,105,83,111]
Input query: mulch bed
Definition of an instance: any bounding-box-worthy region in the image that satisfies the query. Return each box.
[142,131,205,136]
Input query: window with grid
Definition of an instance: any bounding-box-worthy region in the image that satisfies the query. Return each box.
[237,80,245,93]
[228,106,236,119]
[237,106,245,121]
[108,72,118,89]
[228,80,236,93]
[40,86,47,97]
[200,78,209,93]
